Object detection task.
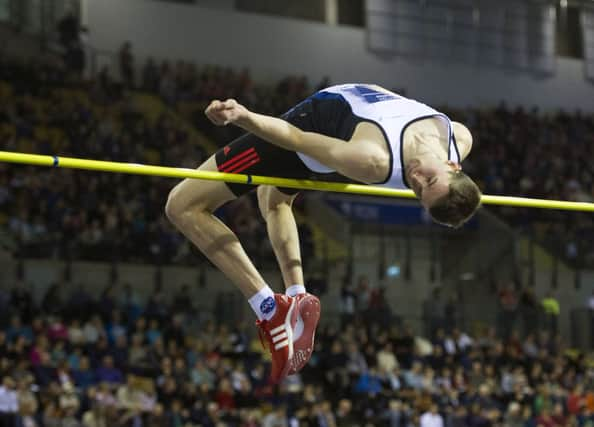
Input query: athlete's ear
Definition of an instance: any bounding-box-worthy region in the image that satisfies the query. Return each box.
[446,160,462,171]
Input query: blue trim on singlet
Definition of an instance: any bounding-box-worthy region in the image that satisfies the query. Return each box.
[344,84,399,104]
[311,91,343,101]
[451,133,461,162]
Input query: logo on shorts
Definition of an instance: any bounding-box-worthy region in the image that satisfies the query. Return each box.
[260,297,276,314]
[223,146,230,156]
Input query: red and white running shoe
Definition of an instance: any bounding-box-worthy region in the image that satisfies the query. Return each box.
[287,293,321,375]
[256,293,298,384]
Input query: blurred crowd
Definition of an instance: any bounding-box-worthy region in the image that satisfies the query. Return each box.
[0,53,314,265]
[0,278,593,427]
[1,42,594,265]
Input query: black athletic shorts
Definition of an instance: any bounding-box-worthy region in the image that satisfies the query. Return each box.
[214,95,362,197]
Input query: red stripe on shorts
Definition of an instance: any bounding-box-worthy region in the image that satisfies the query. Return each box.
[217,147,256,170]
[222,153,260,173]
[228,157,261,174]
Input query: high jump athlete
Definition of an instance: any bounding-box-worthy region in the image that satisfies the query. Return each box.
[165,84,481,383]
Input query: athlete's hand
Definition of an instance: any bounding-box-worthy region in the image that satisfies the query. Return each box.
[205,99,249,126]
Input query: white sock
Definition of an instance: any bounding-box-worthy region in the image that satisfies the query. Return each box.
[285,284,306,297]
[248,286,277,320]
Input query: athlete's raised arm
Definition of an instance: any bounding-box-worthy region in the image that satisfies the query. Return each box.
[205,99,388,183]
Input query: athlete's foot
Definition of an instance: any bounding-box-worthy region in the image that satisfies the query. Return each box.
[255,293,298,384]
[287,293,321,375]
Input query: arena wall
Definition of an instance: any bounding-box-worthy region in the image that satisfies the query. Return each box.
[0,257,434,332]
[85,0,594,111]
[0,256,590,341]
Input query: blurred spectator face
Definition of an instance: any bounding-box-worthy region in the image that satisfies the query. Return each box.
[75,355,88,369]
[347,342,359,354]
[102,356,114,368]
[116,335,127,347]
[11,315,22,328]
[97,336,108,349]
[174,358,185,371]
[98,382,110,393]
[161,357,172,370]
[153,403,164,416]
[167,340,178,354]
[479,384,490,396]
[2,376,15,388]
[219,378,232,392]
[17,379,28,391]
[387,400,401,413]
[153,337,164,350]
[48,381,62,396]
[36,335,48,349]
[207,402,219,416]
[455,406,467,417]
[136,317,146,330]
[331,340,342,353]
[40,351,51,365]
[239,378,251,393]
[164,377,176,391]
[131,334,142,346]
[508,402,521,415]
[171,399,182,412]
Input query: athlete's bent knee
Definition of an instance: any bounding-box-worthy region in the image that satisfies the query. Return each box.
[165,186,184,225]
[166,183,217,228]
[165,184,199,226]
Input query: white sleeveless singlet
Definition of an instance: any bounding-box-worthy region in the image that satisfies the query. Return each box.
[296,84,461,189]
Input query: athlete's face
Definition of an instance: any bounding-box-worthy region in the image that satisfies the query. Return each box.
[408,159,461,208]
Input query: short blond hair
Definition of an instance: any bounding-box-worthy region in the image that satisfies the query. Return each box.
[428,171,481,228]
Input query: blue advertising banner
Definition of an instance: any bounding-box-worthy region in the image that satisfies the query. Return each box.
[323,196,479,228]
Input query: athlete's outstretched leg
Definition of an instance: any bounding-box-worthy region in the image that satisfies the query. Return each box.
[257,185,321,375]
[165,156,300,383]
[165,156,265,298]
[257,185,304,292]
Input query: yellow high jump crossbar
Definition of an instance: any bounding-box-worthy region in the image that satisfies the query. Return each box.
[0,150,593,212]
